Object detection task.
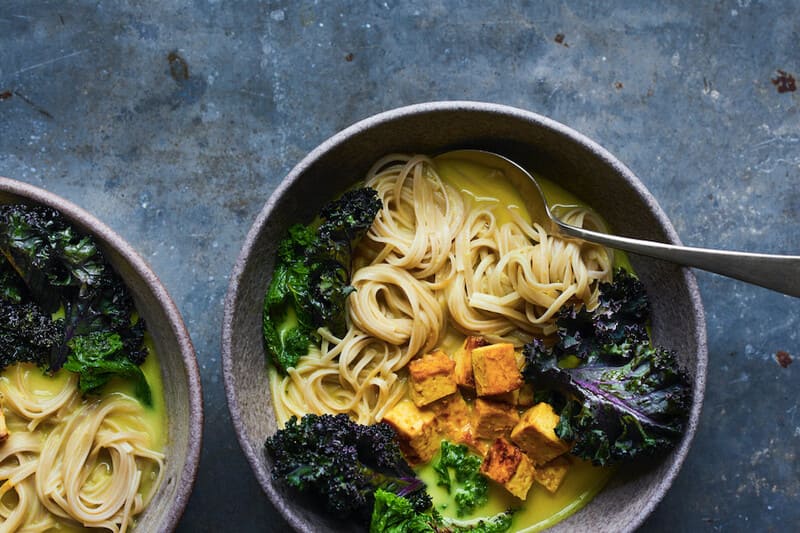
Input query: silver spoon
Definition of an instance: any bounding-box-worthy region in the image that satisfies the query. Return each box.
[437,149,800,297]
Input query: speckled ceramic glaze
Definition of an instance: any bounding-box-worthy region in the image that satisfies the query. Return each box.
[222,101,707,533]
[0,178,203,532]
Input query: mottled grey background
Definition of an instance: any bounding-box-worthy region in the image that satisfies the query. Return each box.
[1,1,798,531]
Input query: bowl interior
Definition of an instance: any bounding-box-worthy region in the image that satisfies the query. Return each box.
[0,178,203,531]
[223,101,707,532]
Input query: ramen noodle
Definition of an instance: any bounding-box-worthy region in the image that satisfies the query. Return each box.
[270,154,612,426]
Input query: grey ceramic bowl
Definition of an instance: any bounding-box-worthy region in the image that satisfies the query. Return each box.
[222,101,707,532]
[0,177,203,532]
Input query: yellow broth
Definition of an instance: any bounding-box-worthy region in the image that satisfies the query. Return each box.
[101,335,168,450]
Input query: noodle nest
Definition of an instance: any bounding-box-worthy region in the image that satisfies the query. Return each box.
[271,154,612,426]
[0,364,163,533]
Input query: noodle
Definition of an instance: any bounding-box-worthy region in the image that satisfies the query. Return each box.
[271,154,612,426]
[350,264,444,365]
[0,364,163,532]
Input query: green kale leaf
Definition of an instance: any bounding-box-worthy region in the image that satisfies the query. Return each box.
[433,441,488,517]
[64,331,152,406]
[262,224,318,372]
[370,489,513,533]
[263,188,381,372]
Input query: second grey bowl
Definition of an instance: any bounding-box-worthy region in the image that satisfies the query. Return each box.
[222,101,707,532]
[0,177,204,532]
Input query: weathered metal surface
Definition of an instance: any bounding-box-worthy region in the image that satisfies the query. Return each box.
[1,2,798,531]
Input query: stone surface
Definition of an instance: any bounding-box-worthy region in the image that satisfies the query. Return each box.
[1,2,798,531]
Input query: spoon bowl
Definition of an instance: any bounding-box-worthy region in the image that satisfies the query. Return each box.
[223,101,707,533]
[438,149,800,297]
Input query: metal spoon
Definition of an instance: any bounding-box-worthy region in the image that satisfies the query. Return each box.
[436,149,800,297]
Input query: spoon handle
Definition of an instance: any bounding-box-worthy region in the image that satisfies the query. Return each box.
[556,222,800,297]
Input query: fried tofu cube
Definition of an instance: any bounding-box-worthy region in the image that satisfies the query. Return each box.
[429,392,472,444]
[409,350,457,407]
[473,398,519,440]
[453,336,488,390]
[511,402,571,465]
[471,343,523,397]
[534,455,571,493]
[480,438,535,499]
[382,400,439,463]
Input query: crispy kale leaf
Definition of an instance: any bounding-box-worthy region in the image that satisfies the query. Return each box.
[0,204,150,403]
[433,441,488,517]
[370,489,514,533]
[0,205,105,312]
[522,269,691,466]
[263,188,381,372]
[264,413,430,522]
[553,269,649,363]
[1,258,25,303]
[315,188,384,270]
[0,260,63,369]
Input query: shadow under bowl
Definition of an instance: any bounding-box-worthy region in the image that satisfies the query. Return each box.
[222,101,707,533]
[0,177,203,532]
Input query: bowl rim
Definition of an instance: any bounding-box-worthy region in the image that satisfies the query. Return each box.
[221,100,708,532]
[0,176,204,532]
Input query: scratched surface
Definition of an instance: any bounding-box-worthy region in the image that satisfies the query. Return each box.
[1,1,799,531]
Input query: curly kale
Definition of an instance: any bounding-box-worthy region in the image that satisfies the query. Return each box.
[522,269,691,466]
[0,260,63,369]
[0,205,104,312]
[433,441,488,517]
[370,489,514,533]
[264,413,430,523]
[263,188,381,372]
[0,258,25,303]
[552,269,650,363]
[262,224,318,372]
[315,188,384,269]
[0,204,150,404]
[63,331,151,405]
